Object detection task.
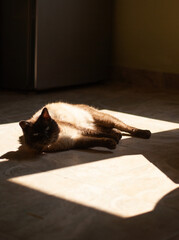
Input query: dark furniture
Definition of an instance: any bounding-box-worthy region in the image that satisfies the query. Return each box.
[1,0,113,90]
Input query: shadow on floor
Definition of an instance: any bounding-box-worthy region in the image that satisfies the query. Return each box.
[1,129,179,183]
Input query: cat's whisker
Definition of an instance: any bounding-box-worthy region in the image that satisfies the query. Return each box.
[33,133,39,136]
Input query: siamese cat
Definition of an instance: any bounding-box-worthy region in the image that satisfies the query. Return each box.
[19,102,151,152]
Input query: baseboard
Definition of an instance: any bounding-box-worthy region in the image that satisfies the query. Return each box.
[112,66,179,90]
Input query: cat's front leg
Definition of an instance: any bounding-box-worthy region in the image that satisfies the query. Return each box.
[73,136,117,150]
[42,136,117,152]
[82,128,122,144]
[42,136,75,152]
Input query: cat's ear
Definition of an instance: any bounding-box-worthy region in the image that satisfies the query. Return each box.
[41,108,51,120]
[19,120,30,130]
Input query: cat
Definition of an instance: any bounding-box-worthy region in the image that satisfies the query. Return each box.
[19,102,151,152]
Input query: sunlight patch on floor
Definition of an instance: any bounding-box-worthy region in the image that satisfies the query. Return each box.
[0,122,21,156]
[8,154,178,217]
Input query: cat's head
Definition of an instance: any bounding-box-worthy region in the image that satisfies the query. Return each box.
[19,108,59,152]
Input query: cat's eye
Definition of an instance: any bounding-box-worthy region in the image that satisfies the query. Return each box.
[46,126,50,131]
[33,133,39,136]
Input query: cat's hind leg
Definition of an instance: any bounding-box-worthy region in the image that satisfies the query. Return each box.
[92,110,151,139]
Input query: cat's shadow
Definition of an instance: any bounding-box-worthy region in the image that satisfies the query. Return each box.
[0,136,113,162]
[0,147,113,162]
[0,146,42,162]
[0,135,42,161]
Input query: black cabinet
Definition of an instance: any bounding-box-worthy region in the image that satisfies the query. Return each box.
[1,0,113,90]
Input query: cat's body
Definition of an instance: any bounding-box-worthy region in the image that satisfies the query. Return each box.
[19,102,151,152]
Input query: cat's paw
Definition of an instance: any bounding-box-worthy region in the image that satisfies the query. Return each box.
[105,139,117,149]
[110,130,122,144]
[133,129,151,139]
[114,131,122,143]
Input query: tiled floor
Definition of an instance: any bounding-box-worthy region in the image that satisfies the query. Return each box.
[0,82,179,240]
